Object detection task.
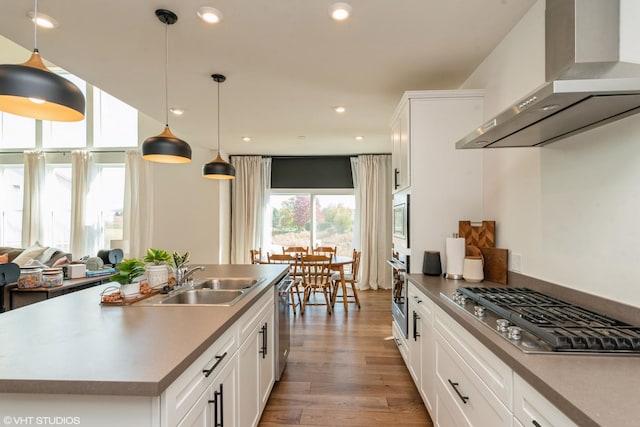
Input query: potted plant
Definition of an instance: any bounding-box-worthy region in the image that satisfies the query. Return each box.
[144,248,172,289]
[110,257,145,299]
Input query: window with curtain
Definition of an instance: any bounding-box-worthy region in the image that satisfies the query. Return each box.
[266,191,355,256]
[93,164,126,247]
[0,165,24,246]
[0,112,35,149]
[43,165,72,251]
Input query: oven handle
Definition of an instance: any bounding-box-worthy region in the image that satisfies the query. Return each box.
[386,259,407,271]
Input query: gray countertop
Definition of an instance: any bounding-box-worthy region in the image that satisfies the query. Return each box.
[408,273,640,427]
[0,264,288,397]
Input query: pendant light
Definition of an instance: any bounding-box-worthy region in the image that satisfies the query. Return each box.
[202,74,235,179]
[0,0,85,121]
[142,9,191,164]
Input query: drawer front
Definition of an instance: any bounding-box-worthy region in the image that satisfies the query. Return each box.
[435,305,512,407]
[408,284,433,319]
[163,327,237,426]
[238,290,273,344]
[392,319,408,364]
[435,331,512,427]
[514,374,578,427]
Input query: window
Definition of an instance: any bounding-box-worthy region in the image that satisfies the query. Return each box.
[93,88,138,148]
[92,164,125,248]
[43,165,72,251]
[0,113,35,149]
[0,165,24,246]
[267,191,355,255]
[42,74,87,148]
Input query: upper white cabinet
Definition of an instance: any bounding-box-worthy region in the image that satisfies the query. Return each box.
[390,90,485,273]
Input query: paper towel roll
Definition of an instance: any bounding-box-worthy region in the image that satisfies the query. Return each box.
[445,237,466,279]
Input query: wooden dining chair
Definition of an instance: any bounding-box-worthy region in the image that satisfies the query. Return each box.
[331,249,361,310]
[249,248,262,264]
[282,246,309,257]
[267,253,303,315]
[312,245,337,257]
[299,254,333,315]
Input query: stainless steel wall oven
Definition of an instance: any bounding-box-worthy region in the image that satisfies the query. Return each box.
[389,251,410,338]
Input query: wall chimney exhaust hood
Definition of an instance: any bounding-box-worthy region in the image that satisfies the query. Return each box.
[456,0,640,149]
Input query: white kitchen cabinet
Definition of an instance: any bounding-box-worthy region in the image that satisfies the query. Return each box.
[238,290,276,427]
[178,353,237,427]
[162,326,237,427]
[434,305,513,427]
[513,374,578,427]
[407,283,435,414]
[390,90,484,274]
[391,102,410,192]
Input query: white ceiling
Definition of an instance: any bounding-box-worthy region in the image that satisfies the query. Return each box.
[0,0,536,157]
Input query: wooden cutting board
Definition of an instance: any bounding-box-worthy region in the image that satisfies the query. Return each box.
[479,247,508,285]
[459,221,495,248]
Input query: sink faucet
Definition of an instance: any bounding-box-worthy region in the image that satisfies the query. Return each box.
[175,265,205,290]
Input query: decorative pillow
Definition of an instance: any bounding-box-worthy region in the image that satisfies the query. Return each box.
[37,247,60,264]
[0,253,8,263]
[52,256,69,267]
[12,242,48,267]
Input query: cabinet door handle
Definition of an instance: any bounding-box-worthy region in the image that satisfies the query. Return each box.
[412,310,420,341]
[447,379,469,404]
[203,352,228,378]
[208,383,224,427]
[532,421,542,427]
[394,168,400,189]
[394,338,401,347]
[259,323,268,359]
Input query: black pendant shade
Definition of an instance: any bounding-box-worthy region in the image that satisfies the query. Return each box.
[142,9,192,164]
[142,125,192,163]
[203,73,235,179]
[0,0,86,123]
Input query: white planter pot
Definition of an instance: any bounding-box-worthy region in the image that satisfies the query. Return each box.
[146,264,169,289]
[120,282,141,300]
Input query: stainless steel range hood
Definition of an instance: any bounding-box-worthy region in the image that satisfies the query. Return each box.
[456,0,640,149]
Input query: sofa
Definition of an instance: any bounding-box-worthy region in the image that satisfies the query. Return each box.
[0,245,73,312]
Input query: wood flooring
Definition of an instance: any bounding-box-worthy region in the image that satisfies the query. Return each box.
[259,289,434,426]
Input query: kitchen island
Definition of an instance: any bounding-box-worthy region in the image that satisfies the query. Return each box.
[0,263,288,426]
[407,273,640,427]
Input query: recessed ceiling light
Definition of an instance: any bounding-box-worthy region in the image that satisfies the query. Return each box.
[333,106,346,113]
[27,11,58,29]
[169,107,185,116]
[355,136,364,141]
[241,136,252,142]
[329,3,352,21]
[197,6,223,24]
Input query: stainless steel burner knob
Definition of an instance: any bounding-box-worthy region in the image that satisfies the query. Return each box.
[507,326,522,341]
[473,305,485,317]
[458,295,467,305]
[496,319,510,333]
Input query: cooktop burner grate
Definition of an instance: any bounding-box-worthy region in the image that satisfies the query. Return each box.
[457,287,640,354]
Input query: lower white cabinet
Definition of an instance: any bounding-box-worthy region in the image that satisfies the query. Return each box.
[513,374,578,427]
[162,327,238,426]
[408,284,435,414]
[177,354,238,427]
[238,290,276,427]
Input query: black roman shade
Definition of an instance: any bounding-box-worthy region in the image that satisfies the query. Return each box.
[270,156,353,189]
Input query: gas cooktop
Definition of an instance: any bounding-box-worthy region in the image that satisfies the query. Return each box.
[444,287,640,355]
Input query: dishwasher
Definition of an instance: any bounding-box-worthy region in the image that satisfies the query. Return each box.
[274,275,292,380]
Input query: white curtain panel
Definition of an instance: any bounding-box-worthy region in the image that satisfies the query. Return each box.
[230,156,271,264]
[70,151,99,258]
[123,150,153,258]
[21,151,45,248]
[352,154,392,290]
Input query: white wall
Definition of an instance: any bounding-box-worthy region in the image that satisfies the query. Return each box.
[138,113,229,265]
[462,0,640,307]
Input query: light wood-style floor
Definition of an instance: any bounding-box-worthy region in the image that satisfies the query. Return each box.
[259,289,434,426]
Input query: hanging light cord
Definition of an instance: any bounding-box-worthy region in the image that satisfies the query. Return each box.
[33,0,38,51]
[217,80,221,153]
[164,21,169,127]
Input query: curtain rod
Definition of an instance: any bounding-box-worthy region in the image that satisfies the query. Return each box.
[0,149,128,155]
[230,153,391,158]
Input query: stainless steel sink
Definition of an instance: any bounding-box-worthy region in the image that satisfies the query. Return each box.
[194,277,264,290]
[157,289,246,306]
